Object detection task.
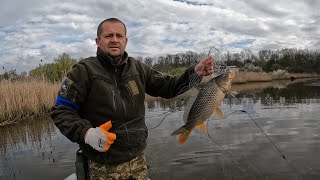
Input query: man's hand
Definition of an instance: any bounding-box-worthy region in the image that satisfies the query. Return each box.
[84,121,117,152]
[194,56,214,76]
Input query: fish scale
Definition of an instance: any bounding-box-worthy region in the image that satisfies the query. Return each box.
[172,70,235,144]
[185,81,224,130]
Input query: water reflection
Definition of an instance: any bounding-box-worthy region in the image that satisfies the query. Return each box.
[146,96,186,112]
[0,117,55,154]
[0,117,78,180]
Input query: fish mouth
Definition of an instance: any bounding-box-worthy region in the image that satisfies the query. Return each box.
[229,70,236,78]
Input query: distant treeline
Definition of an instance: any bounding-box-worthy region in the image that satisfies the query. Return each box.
[139,48,320,73]
[1,48,319,82]
[0,53,77,82]
[29,53,77,82]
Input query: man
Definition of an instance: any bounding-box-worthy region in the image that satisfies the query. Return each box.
[51,18,213,180]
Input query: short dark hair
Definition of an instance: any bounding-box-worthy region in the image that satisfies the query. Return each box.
[97,18,127,37]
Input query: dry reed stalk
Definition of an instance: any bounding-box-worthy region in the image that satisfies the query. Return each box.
[232,71,272,83]
[0,79,60,124]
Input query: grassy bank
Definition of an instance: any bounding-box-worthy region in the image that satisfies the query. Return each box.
[0,79,59,126]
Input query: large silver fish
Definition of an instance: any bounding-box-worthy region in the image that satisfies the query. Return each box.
[171,70,236,144]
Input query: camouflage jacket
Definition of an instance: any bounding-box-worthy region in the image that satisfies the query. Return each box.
[51,48,198,165]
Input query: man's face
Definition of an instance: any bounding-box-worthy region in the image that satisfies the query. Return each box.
[96,21,128,58]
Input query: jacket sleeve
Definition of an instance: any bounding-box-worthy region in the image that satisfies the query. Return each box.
[50,62,92,144]
[137,61,201,98]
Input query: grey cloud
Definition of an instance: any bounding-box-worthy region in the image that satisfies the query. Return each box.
[0,0,56,26]
[301,15,320,34]
[243,1,288,17]
[0,0,319,73]
[303,0,320,8]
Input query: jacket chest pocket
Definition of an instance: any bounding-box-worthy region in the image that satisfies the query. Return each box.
[90,76,117,112]
[121,76,145,109]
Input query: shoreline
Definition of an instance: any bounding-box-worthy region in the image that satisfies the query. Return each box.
[1,72,319,126]
[232,71,320,84]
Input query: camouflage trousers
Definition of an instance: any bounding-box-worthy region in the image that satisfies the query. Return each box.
[88,153,148,180]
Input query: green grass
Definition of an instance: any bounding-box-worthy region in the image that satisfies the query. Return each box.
[168,67,187,76]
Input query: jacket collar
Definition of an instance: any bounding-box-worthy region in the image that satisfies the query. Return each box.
[96,47,128,67]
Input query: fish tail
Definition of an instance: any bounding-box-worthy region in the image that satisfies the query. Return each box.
[171,126,192,144]
[178,131,191,144]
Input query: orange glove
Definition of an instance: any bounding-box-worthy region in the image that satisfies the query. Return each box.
[84,121,117,152]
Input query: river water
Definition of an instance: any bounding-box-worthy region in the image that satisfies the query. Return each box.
[0,78,319,180]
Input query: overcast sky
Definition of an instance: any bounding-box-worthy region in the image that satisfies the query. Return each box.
[0,0,319,73]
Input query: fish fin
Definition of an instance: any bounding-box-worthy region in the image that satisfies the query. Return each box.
[213,106,224,119]
[229,70,236,78]
[197,122,207,132]
[179,131,192,144]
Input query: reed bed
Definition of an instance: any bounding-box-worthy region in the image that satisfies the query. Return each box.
[233,71,320,83]
[0,79,60,125]
[232,72,272,83]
